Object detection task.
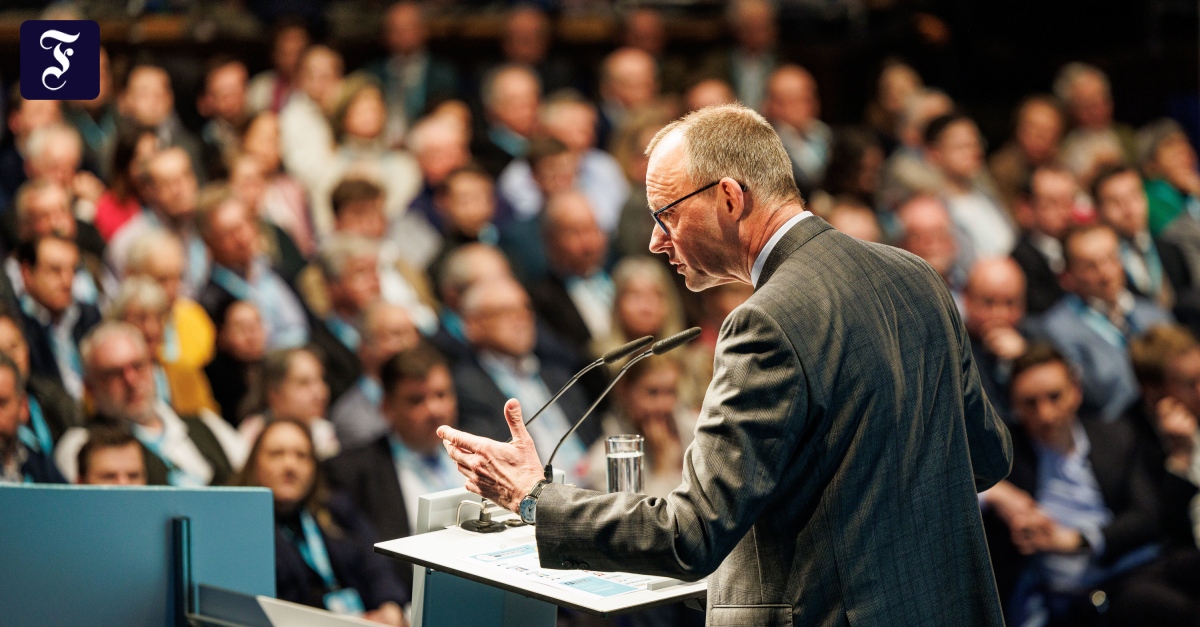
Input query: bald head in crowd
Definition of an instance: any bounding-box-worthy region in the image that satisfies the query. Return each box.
[602,48,658,111]
[438,244,513,313]
[358,301,420,376]
[15,179,75,241]
[764,65,820,133]
[408,114,471,186]
[896,195,958,281]
[964,258,1027,341]
[686,79,736,112]
[543,192,608,279]
[24,123,83,187]
[484,65,541,139]
[462,277,537,358]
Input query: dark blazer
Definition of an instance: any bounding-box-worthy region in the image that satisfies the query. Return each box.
[984,417,1161,602]
[452,351,601,450]
[324,437,412,588]
[534,217,1013,626]
[1011,234,1065,315]
[1123,401,1200,550]
[27,374,82,444]
[274,492,408,611]
[198,275,361,403]
[365,55,460,122]
[17,444,67,484]
[528,274,593,358]
[19,302,101,390]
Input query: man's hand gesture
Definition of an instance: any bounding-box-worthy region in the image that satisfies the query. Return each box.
[438,399,547,512]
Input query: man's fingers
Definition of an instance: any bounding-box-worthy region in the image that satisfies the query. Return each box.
[437,425,493,454]
[504,399,531,443]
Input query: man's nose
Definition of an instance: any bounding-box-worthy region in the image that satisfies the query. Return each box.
[649,227,669,254]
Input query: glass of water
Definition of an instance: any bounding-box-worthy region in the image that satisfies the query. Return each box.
[606,435,644,494]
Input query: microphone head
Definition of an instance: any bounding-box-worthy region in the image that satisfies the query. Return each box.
[651,327,702,355]
[601,335,654,363]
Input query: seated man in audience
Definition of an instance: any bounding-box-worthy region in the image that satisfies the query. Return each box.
[311,234,383,353]
[1093,163,1196,324]
[474,64,541,178]
[894,194,968,307]
[75,423,147,485]
[331,177,438,333]
[1011,164,1077,314]
[196,56,249,181]
[1054,63,1135,184]
[330,302,420,450]
[964,257,1030,424]
[498,137,580,281]
[197,192,360,400]
[0,94,61,209]
[125,229,216,371]
[16,235,101,400]
[406,113,472,231]
[980,344,1162,625]
[0,352,65,483]
[326,341,464,588]
[764,64,831,197]
[527,191,614,359]
[1128,325,1200,549]
[925,113,1016,258]
[0,311,80,454]
[431,243,515,362]
[826,198,882,243]
[876,88,953,211]
[429,166,503,281]
[1038,224,1173,420]
[455,277,595,485]
[18,123,107,226]
[107,147,209,296]
[597,47,659,150]
[5,179,106,310]
[988,95,1065,216]
[366,1,460,145]
[118,64,205,182]
[55,322,245,485]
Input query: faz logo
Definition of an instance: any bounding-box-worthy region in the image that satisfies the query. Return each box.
[20,20,100,100]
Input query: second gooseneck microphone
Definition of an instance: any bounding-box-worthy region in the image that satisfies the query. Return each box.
[543,327,701,481]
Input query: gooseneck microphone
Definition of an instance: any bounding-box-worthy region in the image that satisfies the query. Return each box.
[543,327,701,481]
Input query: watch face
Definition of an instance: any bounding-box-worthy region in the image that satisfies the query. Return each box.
[519,497,535,524]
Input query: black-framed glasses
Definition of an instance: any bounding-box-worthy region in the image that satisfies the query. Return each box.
[650,180,747,235]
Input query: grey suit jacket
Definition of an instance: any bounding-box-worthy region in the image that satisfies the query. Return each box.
[535,217,1013,626]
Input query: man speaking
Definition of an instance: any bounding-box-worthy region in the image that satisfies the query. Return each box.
[437,105,1013,626]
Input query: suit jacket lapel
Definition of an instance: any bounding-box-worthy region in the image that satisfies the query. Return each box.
[755,216,834,290]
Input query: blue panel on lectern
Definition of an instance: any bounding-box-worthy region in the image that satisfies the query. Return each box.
[0,485,274,627]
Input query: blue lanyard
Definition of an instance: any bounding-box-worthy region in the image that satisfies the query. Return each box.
[134,427,205,487]
[163,318,181,363]
[296,510,342,592]
[17,397,53,454]
[1067,296,1129,349]
[211,266,253,301]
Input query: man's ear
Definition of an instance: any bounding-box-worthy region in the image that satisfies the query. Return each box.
[722,177,748,222]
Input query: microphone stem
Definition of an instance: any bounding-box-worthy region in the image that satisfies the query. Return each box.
[546,350,655,471]
[514,358,602,440]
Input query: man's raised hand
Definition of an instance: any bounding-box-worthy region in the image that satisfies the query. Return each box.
[437,398,547,511]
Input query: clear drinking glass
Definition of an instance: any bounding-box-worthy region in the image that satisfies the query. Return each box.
[605,434,645,494]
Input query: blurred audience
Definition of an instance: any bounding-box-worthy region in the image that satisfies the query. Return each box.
[75,423,147,485]
[1010,164,1077,314]
[0,352,65,483]
[764,65,830,197]
[240,347,339,461]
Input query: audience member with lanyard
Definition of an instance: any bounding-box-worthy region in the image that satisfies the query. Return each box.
[234,419,408,626]
[0,352,65,484]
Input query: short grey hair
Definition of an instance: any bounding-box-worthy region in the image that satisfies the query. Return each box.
[646,104,801,208]
[13,179,69,240]
[80,321,148,379]
[1053,62,1109,106]
[438,243,511,303]
[125,228,184,276]
[107,276,168,320]
[25,122,82,162]
[407,114,467,154]
[317,234,379,281]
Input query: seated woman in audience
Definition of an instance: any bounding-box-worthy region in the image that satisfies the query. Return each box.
[1139,118,1200,236]
[93,125,157,241]
[591,256,685,366]
[233,419,406,625]
[205,300,267,427]
[308,75,423,240]
[239,113,314,256]
[108,277,219,417]
[125,228,216,372]
[240,347,340,460]
[586,355,695,498]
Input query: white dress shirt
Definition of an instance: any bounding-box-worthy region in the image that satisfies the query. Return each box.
[750,211,813,287]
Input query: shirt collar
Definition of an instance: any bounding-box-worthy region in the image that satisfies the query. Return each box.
[750,211,812,287]
[21,294,78,328]
[478,349,540,379]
